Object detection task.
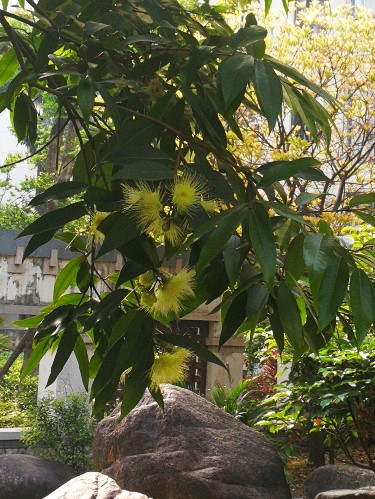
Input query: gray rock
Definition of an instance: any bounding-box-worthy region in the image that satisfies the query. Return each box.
[43,472,152,498]
[305,465,375,499]
[0,454,74,499]
[93,384,291,499]
[314,486,375,498]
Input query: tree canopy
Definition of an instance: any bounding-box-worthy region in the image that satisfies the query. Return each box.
[1,0,374,416]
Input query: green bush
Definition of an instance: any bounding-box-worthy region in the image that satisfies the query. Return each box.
[22,392,96,473]
[0,356,38,427]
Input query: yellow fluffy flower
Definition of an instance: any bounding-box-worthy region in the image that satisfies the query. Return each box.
[86,211,109,244]
[149,348,193,390]
[163,220,183,246]
[121,182,163,232]
[172,173,207,214]
[152,268,195,316]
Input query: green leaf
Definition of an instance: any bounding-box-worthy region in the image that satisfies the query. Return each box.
[77,76,96,123]
[265,55,337,107]
[159,333,228,371]
[254,60,282,131]
[181,45,213,85]
[96,213,139,257]
[108,309,148,350]
[349,193,375,207]
[229,26,267,48]
[257,157,321,189]
[47,324,78,386]
[317,257,349,331]
[196,206,246,274]
[123,33,169,45]
[218,54,254,110]
[12,314,45,329]
[220,291,247,347]
[265,201,313,227]
[83,21,109,36]
[285,233,305,287]
[353,210,375,227]
[74,335,89,390]
[296,192,324,207]
[23,230,57,260]
[12,93,29,142]
[303,233,335,276]
[110,146,174,180]
[246,283,268,319]
[53,256,84,303]
[222,235,243,287]
[21,337,54,380]
[84,289,129,331]
[0,48,19,86]
[29,181,87,206]
[269,306,284,355]
[277,283,306,357]
[34,31,59,71]
[350,268,374,347]
[18,202,87,237]
[248,202,276,289]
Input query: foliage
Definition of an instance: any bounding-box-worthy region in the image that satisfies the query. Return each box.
[229,1,375,214]
[22,392,96,472]
[257,334,375,470]
[0,0,374,417]
[0,356,38,427]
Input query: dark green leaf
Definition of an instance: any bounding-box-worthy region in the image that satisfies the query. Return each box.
[248,202,276,289]
[246,283,268,319]
[78,76,96,123]
[220,291,247,347]
[181,45,213,85]
[47,324,78,386]
[34,31,59,71]
[30,182,87,206]
[76,259,91,294]
[229,26,267,48]
[277,283,306,356]
[254,60,282,131]
[257,157,320,188]
[159,333,228,371]
[349,193,375,207]
[296,192,324,206]
[74,335,89,390]
[108,309,148,350]
[196,206,246,274]
[96,213,139,257]
[354,210,375,227]
[23,230,57,260]
[350,268,374,347]
[83,21,109,36]
[84,289,129,330]
[265,201,313,227]
[18,202,87,237]
[218,54,254,110]
[285,233,305,287]
[222,235,243,287]
[53,255,84,303]
[269,306,284,355]
[317,257,349,331]
[12,93,29,142]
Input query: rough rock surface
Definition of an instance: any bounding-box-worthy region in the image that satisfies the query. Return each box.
[93,384,291,499]
[43,472,152,499]
[314,487,375,498]
[305,465,375,499]
[0,454,74,499]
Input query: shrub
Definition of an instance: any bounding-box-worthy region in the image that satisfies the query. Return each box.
[0,356,38,427]
[22,392,96,472]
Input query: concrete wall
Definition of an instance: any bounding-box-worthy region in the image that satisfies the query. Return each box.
[0,229,245,397]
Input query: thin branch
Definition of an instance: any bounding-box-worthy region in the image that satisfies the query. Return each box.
[0,333,29,378]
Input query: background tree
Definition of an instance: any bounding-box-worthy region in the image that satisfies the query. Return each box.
[0,0,374,417]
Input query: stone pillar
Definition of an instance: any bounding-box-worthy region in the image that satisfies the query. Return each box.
[205,320,245,395]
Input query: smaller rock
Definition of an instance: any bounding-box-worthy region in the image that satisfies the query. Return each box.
[43,471,153,499]
[0,454,74,499]
[305,465,375,499]
[314,486,375,498]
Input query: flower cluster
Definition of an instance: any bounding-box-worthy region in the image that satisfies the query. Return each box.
[121,172,217,246]
[136,268,195,317]
[149,348,192,390]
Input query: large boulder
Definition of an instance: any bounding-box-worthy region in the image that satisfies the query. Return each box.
[93,384,291,499]
[305,465,375,499]
[0,454,74,499]
[43,472,152,498]
[314,487,375,498]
